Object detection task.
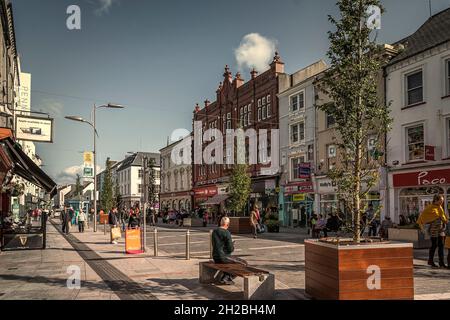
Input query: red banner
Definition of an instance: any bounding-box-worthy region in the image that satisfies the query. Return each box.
[194,186,218,198]
[284,182,314,195]
[393,168,450,188]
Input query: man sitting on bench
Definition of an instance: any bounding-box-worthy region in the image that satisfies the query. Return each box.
[212,216,245,285]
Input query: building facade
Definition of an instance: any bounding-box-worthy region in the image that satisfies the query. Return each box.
[160,138,192,211]
[192,53,288,219]
[116,152,161,210]
[385,8,450,223]
[278,60,327,227]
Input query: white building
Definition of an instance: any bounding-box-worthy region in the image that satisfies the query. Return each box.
[116,152,161,210]
[278,60,327,227]
[385,8,450,223]
[160,136,193,212]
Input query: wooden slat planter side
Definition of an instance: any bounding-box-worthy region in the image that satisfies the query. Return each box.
[305,240,414,300]
[228,217,252,234]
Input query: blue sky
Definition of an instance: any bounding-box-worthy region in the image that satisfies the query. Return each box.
[11,0,450,184]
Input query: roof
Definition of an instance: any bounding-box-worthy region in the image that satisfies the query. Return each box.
[389,8,450,65]
[118,152,160,171]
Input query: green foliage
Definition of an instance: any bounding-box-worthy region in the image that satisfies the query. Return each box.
[228,164,251,216]
[75,174,83,201]
[100,158,114,212]
[147,158,157,207]
[317,0,392,243]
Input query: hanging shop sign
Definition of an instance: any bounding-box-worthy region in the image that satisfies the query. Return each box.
[15,115,53,143]
[298,163,312,179]
[83,166,94,178]
[293,194,306,202]
[83,152,94,165]
[425,146,435,161]
[284,182,314,195]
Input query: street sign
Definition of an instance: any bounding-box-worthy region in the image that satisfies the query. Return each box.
[298,163,312,179]
[83,166,94,178]
[83,152,94,165]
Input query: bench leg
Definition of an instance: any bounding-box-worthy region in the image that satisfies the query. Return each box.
[244,273,275,300]
[199,263,219,284]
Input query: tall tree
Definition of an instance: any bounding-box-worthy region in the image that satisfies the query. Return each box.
[147,158,157,209]
[100,158,114,212]
[114,178,122,210]
[317,0,391,243]
[228,164,251,216]
[75,174,83,201]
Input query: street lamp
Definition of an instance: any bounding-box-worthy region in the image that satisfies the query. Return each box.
[65,103,125,232]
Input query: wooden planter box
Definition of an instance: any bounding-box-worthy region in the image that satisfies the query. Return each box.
[183,218,203,227]
[305,240,414,300]
[388,228,431,249]
[228,217,252,234]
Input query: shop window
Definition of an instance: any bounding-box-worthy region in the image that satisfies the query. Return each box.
[405,69,424,106]
[406,124,424,161]
[400,187,443,223]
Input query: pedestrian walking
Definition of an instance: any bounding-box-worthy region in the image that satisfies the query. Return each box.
[365,203,378,237]
[61,205,71,235]
[77,209,86,233]
[379,216,393,239]
[203,211,209,227]
[418,194,449,268]
[250,204,259,239]
[109,207,120,244]
[128,209,141,229]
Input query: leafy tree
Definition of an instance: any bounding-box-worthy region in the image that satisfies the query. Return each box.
[228,163,251,216]
[100,158,114,212]
[114,178,122,210]
[75,174,83,201]
[317,0,392,243]
[147,158,157,209]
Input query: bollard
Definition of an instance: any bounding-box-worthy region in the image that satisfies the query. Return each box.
[104,221,107,235]
[153,228,158,257]
[209,230,213,259]
[186,229,190,260]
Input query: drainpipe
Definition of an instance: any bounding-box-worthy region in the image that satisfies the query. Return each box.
[383,66,390,220]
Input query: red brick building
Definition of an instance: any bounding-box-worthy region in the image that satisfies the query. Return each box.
[192,53,288,217]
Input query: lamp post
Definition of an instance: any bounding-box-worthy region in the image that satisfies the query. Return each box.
[65,103,125,232]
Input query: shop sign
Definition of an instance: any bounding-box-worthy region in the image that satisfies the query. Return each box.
[393,168,450,188]
[194,186,218,197]
[83,166,94,178]
[293,194,306,202]
[298,163,312,179]
[284,182,314,195]
[15,115,54,143]
[425,146,435,161]
[83,152,94,165]
[318,179,338,194]
[125,228,143,254]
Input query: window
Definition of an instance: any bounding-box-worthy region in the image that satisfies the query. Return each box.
[327,145,337,170]
[406,70,424,106]
[262,106,267,120]
[308,144,314,162]
[446,59,450,96]
[326,113,335,128]
[267,103,271,118]
[258,108,262,121]
[368,135,377,158]
[138,170,143,178]
[138,184,143,194]
[291,95,298,112]
[406,124,425,161]
[291,157,305,180]
[248,112,252,125]
[262,97,266,105]
[298,92,305,110]
[290,122,304,144]
[290,124,299,143]
[258,99,261,107]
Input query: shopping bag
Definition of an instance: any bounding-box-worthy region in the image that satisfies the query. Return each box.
[445,236,450,249]
[111,227,121,240]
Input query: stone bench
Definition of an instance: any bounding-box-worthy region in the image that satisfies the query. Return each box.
[199,261,275,300]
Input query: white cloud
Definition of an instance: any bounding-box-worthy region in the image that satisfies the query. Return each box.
[95,0,117,15]
[56,165,101,185]
[35,99,64,118]
[235,33,277,73]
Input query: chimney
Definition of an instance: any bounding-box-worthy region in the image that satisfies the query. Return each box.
[234,72,244,88]
[250,68,258,79]
[223,65,232,83]
[194,103,200,113]
[270,51,285,74]
[204,99,210,109]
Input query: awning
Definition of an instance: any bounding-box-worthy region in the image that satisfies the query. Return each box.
[0,136,57,198]
[202,194,229,206]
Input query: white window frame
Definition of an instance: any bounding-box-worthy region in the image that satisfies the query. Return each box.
[404,122,425,162]
[267,103,271,118]
[445,58,450,97]
[290,95,298,112]
[258,108,261,121]
[290,123,299,144]
[405,68,424,107]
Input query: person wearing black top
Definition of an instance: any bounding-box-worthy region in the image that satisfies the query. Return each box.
[128,211,141,229]
[212,216,236,285]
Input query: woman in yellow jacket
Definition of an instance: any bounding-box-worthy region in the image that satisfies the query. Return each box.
[417,195,448,268]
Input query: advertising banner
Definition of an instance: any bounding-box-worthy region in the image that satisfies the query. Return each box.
[15,115,53,143]
[83,152,94,165]
[125,228,143,254]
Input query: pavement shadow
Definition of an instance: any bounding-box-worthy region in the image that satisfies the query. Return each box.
[145,277,242,300]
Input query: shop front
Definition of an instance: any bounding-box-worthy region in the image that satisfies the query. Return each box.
[250,177,278,217]
[316,177,381,223]
[160,191,191,212]
[391,167,450,223]
[281,182,314,228]
[0,129,57,251]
